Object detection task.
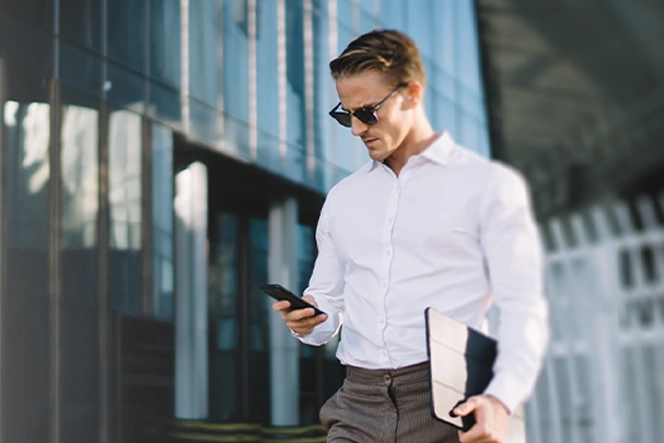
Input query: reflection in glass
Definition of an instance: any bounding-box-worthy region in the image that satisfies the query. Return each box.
[61,105,98,254]
[335,26,359,175]
[406,5,432,58]
[312,6,332,190]
[455,0,482,93]
[188,0,219,145]
[189,0,217,105]
[60,0,102,52]
[285,0,307,164]
[107,0,146,72]
[109,109,143,315]
[60,92,100,442]
[152,123,174,319]
[432,0,456,77]
[256,0,280,166]
[248,218,269,423]
[459,111,480,153]
[106,62,145,114]
[150,0,181,88]
[3,99,51,443]
[379,0,405,29]
[222,0,250,155]
[209,213,239,421]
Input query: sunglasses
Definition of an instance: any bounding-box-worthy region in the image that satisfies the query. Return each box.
[329,83,408,128]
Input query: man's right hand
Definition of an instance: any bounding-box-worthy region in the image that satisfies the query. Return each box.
[272,295,328,336]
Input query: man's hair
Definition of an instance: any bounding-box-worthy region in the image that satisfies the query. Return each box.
[329,29,426,89]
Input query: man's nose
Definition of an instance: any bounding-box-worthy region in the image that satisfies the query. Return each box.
[350,116,369,137]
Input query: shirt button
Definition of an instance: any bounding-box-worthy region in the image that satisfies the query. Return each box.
[381,282,387,288]
[379,317,385,324]
[388,217,394,223]
[386,249,391,256]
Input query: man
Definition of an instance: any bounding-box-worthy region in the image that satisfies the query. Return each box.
[273,29,548,443]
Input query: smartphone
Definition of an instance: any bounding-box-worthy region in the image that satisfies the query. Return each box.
[259,283,326,316]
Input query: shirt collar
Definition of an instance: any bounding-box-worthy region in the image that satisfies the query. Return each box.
[368,131,456,171]
[418,131,456,166]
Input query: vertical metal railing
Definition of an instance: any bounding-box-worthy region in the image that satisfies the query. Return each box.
[527,192,664,442]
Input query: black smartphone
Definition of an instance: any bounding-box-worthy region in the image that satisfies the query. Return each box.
[259,284,326,316]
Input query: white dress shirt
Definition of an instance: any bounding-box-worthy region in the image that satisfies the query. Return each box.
[299,132,549,413]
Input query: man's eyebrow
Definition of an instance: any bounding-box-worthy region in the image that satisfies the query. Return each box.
[340,102,375,112]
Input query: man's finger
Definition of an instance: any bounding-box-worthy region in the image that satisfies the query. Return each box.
[453,396,481,417]
[272,300,292,312]
[288,308,318,321]
[287,311,327,327]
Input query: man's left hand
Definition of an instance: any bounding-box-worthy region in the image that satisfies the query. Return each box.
[454,394,510,443]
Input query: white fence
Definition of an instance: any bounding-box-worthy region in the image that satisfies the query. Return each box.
[525,193,664,443]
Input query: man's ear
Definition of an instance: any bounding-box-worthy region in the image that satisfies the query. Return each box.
[403,81,424,109]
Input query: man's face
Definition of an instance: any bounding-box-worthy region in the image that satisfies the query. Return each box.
[335,71,411,163]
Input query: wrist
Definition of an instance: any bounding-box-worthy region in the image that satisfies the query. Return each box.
[289,327,306,338]
[486,394,511,416]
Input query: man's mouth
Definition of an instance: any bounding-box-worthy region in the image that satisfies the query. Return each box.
[363,137,378,146]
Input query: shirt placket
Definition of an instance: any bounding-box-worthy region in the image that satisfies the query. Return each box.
[378,173,402,366]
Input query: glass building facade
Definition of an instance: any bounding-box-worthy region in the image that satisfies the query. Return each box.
[0,0,490,441]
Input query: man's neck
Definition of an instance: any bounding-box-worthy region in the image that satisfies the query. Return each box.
[384,121,437,176]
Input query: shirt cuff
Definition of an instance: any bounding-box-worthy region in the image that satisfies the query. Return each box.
[292,295,341,346]
[289,328,305,339]
[483,372,527,415]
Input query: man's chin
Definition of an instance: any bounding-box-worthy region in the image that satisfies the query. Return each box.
[368,151,387,162]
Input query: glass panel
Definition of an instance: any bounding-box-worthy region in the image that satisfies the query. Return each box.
[106,62,145,114]
[297,224,318,424]
[60,85,100,443]
[149,0,181,89]
[152,122,174,320]
[459,85,483,121]
[0,8,53,74]
[256,0,279,139]
[60,0,102,52]
[335,26,358,174]
[432,0,455,77]
[209,212,239,421]
[189,0,218,106]
[255,0,279,169]
[59,41,102,97]
[359,9,375,35]
[248,218,269,423]
[406,0,432,59]
[337,0,354,29]
[107,0,146,72]
[222,0,250,155]
[458,111,480,154]
[379,0,404,29]
[286,0,307,174]
[149,80,181,130]
[0,0,54,31]
[437,95,457,137]
[455,0,482,94]
[1,66,51,443]
[108,109,143,315]
[189,99,220,146]
[358,0,373,15]
[312,6,331,189]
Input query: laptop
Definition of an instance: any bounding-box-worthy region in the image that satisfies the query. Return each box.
[425,307,526,442]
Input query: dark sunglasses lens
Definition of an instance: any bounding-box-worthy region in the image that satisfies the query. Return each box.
[355,109,378,125]
[332,111,352,127]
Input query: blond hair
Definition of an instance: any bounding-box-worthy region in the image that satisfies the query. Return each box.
[329,29,426,89]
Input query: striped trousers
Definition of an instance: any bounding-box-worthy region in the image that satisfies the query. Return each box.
[319,362,460,442]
